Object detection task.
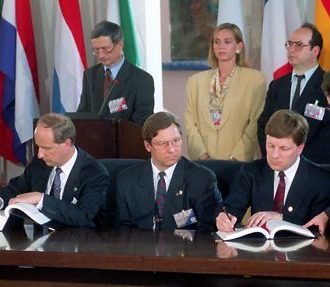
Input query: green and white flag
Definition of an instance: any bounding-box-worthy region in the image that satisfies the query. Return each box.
[107,0,141,67]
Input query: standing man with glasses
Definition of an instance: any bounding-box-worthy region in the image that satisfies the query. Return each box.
[77,21,154,126]
[116,112,222,231]
[258,23,330,164]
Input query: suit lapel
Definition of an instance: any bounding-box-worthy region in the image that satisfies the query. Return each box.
[297,67,324,112]
[110,60,130,100]
[164,158,185,213]
[93,64,105,110]
[284,158,308,211]
[259,164,275,211]
[278,75,292,109]
[201,71,217,129]
[62,148,82,202]
[136,160,155,212]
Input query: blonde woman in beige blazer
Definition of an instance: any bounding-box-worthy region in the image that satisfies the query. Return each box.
[185,23,266,161]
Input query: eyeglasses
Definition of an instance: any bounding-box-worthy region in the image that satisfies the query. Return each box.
[151,137,182,149]
[284,40,311,51]
[92,45,116,55]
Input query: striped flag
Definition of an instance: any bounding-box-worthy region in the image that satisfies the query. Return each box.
[107,0,141,66]
[217,0,246,45]
[260,0,303,84]
[315,0,330,70]
[0,0,40,164]
[52,0,87,113]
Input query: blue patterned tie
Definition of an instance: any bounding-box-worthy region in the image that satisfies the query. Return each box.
[51,167,62,199]
[156,171,166,217]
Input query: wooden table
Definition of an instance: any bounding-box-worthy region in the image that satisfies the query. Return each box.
[0,226,330,286]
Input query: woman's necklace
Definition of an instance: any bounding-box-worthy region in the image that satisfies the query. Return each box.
[209,65,237,126]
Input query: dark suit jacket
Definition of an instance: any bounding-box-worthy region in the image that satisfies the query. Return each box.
[77,60,154,126]
[116,157,222,232]
[0,148,109,227]
[257,67,330,164]
[225,157,330,225]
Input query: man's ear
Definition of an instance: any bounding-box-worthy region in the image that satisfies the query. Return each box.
[144,140,152,152]
[312,45,320,59]
[297,143,305,155]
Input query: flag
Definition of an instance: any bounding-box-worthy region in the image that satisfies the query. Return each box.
[0,0,40,164]
[315,0,330,70]
[52,0,87,113]
[260,0,303,84]
[107,0,141,66]
[217,0,246,45]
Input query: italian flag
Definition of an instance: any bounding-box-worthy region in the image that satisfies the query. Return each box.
[107,0,141,67]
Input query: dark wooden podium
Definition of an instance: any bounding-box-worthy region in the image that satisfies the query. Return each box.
[70,117,149,159]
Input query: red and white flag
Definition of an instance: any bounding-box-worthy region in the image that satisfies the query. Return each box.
[52,0,87,113]
[261,0,303,84]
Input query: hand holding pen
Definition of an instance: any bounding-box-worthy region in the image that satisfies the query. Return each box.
[216,206,237,232]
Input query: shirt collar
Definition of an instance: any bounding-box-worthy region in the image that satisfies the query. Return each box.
[275,156,300,183]
[292,65,318,83]
[103,56,125,79]
[56,146,78,176]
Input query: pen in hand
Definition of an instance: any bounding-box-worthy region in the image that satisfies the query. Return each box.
[222,206,236,231]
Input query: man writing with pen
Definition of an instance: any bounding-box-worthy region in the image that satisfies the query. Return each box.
[116,112,222,231]
[217,110,330,233]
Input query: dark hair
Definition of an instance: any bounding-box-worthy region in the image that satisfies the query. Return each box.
[142,112,182,143]
[321,72,330,95]
[91,20,123,44]
[265,110,308,146]
[37,113,76,144]
[208,23,247,68]
[301,23,323,58]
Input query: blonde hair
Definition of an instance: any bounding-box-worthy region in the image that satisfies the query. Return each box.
[207,23,248,68]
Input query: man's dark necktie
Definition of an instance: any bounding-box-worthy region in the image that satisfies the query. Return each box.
[273,171,285,213]
[291,74,305,110]
[155,171,166,227]
[51,167,62,199]
[103,68,113,98]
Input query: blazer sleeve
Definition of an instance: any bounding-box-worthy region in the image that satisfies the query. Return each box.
[257,80,277,157]
[231,72,266,160]
[302,109,330,164]
[131,71,155,125]
[77,70,89,112]
[225,164,253,222]
[193,170,222,232]
[184,75,208,160]
[116,171,131,226]
[0,158,48,207]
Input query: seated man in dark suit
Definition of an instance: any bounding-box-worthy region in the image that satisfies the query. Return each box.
[217,109,330,232]
[77,20,154,126]
[0,113,108,227]
[117,112,222,231]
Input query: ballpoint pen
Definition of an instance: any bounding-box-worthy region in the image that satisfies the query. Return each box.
[222,206,235,231]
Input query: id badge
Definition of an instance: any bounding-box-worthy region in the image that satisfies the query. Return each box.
[304,103,325,121]
[108,97,128,113]
[173,209,197,228]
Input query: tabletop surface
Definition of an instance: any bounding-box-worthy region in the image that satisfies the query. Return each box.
[1,225,330,279]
